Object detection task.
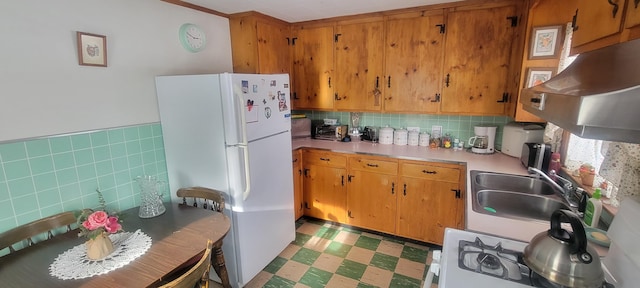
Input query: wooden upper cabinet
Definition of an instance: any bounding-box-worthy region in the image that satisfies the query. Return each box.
[625,0,640,28]
[229,12,291,74]
[292,25,335,110]
[572,0,626,49]
[384,12,445,113]
[441,4,517,115]
[334,20,385,111]
[624,0,640,40]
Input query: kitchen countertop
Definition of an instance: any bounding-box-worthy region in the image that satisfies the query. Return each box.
[291,138,585,244]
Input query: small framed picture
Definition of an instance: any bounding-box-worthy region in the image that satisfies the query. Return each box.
[529,25,563,59]
[525,67,555,88]
[77,32,107,67]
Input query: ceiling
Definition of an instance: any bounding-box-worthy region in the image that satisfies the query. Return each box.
[182,0,464,22]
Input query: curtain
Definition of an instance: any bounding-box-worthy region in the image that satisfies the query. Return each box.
[599,143,640,206]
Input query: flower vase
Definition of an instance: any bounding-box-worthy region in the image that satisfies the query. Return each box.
[86,233,114,260]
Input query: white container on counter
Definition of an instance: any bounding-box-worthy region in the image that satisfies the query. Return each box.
[419,132,430,147]
[408,131,420,146]
[394,128,408,145]
[379,126,394,145]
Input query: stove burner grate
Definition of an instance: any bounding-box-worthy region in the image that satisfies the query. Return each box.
[458,237,531,285]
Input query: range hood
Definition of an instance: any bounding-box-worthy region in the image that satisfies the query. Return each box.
[520,38,640,144]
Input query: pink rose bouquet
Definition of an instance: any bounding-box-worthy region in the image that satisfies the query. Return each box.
[77,189,123,239]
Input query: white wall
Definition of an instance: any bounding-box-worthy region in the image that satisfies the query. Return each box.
[0,0,233,142]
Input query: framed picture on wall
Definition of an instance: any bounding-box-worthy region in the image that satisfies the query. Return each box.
[525,67,555,88]
[77,32,107,67]
[529,25,563,59]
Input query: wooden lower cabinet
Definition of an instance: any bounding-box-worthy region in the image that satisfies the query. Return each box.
[302,150,347,223]
[397,161,465,245]
[346,156,398,235]
[298,149,465,245]
[292,150,304,220]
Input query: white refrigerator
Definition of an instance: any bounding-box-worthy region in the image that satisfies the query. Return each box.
[155,73,294,287]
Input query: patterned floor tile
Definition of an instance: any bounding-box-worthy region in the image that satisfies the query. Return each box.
[254,217,440,288]
[264,256,287,274]
[370,252,399,271]
[324,240,350,256]
[264,275,296,288]
[390,273,423,288]
[335,259,368,281]
[396,257,427,279]
[297,222,322,235]
[376,239,405,257]
[299,267,333,288]
[275,260,310,282]
[325,274,360,288]
[333,230,360,245]
[312,253,343,273]
[345,246,375,264]
[401,245,429,263]
[303,235,333,252]
[279,244,302,260]
[293,232,313,246]
[354,235,382,251]
[291,247,321,265]
[360,265,394,287]
[315,226,340,240]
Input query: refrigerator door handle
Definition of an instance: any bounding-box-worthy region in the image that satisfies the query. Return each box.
[239,144,251,201]
[235,88,252,201]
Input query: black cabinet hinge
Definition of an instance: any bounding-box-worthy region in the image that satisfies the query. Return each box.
[334,34,342,42]
[506,16,518,27]
[291,37,298,46]
[451,189,461,199]
[436,24,445,34]
[430,93,441,103]
[572,9,579,31]
[497,92,508,103]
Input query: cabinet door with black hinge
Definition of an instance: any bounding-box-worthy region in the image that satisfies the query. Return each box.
[441,4,517,115]
[334,20,385,111]
[384,12,445,113]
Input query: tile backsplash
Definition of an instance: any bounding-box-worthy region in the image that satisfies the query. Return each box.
[297,111,513,147]
[0,123,168,248]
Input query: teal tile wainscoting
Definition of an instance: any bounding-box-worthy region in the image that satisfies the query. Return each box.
[0,123,168,255]
[296,111,513,149]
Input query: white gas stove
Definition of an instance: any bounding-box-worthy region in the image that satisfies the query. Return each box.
[438,198,640,288]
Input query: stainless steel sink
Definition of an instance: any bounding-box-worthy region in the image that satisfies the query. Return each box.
[470,170,573,222]
[474,189,571,222]
[474,171,557,195]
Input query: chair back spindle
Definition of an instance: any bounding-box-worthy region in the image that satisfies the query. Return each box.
[0,211,76,254]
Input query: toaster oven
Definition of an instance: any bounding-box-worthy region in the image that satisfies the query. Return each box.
[312,124,348,141]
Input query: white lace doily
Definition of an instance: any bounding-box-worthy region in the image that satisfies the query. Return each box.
[49,229,152,280]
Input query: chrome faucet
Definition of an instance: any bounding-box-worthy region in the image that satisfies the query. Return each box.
[527,167,578,208]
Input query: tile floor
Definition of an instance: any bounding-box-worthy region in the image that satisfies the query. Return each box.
[239,217,441,288]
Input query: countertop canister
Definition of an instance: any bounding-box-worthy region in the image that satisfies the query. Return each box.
[408,131,420,146]
[379,126,394,145]
[394,128,408,145]
[419,132,430,147]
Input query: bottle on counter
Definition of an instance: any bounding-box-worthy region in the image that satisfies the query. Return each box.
[584,188,603,227]
[548,152,561,180]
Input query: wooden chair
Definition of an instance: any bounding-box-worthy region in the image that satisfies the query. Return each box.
[176,187,231,288]
[0,211,76,254]
[177,187,225,212]
[159,240,213,288]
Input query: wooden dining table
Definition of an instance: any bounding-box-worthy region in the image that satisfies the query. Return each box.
[0,204,231,287]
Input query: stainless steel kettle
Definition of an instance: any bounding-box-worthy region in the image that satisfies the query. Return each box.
[524,209,605,287]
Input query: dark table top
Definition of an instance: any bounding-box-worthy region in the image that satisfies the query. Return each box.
[0,204,230,288]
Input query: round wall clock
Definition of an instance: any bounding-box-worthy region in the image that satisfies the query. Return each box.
[178,23,206,53]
